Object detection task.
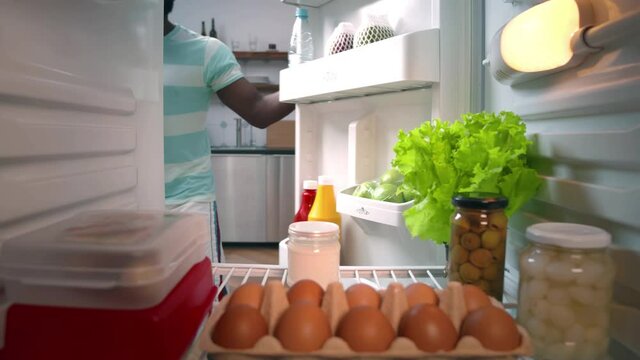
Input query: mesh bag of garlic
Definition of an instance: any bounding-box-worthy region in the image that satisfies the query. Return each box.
[198,280,533,358]
[354,14,395,48]
[326,22,356,55]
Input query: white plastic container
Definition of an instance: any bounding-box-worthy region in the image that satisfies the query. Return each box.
[0,210,208,310]
[337,186,446,266]
[337,185,413,227]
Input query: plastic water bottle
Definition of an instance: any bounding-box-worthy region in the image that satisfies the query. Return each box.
[288,7,313,67]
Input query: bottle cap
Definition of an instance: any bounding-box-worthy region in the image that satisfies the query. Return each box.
[526,223,611,249]
[317,175,333,186]
[296,7,308,18]
[452,192,508,210]
[303,180,317,190]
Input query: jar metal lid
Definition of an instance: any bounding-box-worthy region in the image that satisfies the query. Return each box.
[526,222,611,249]
[452,192,508,210]
[288,221,339,240]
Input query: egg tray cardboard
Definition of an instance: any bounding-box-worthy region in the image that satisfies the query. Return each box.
[198,281,533,359]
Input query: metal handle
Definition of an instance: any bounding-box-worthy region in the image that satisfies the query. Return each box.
[235,118,242,147]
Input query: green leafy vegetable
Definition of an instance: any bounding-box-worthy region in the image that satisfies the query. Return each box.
[352,181,377,198]
[392,111,541,245]
[379,168,403,185]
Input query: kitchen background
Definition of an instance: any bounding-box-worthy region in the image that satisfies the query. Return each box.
[168,0,299,244]
[169,0,295,148]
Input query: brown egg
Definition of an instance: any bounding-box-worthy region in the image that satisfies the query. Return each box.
[462,284,491,312]
[227,282,264,309]
[398,304,458,352]
[405,282,438,307]
[461,306,521,351]
[287,279,324,306]
[211,304,268,349]
[346,283,381,308]
[274,303,332,352]
[336,306,395,352]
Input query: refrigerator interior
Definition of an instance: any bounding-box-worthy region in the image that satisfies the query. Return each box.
[281,0,482,266]
[0,0,637,358]
[282,0,640,357]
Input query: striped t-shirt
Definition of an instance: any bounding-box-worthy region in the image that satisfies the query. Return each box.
[163,25,243,205]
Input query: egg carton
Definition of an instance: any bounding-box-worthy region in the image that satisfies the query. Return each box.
[198,281,533,359]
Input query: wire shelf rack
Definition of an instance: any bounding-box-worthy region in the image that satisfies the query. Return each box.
[211,263,518,308]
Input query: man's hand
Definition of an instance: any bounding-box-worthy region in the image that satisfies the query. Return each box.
[217,78,295,129]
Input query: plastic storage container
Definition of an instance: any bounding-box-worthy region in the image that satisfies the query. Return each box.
[336,185,446,267]
[518,223,614,360]
[0,210,215,360]
[287,221,340,288]
[448,193,509,300]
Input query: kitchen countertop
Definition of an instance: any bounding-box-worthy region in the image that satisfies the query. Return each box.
[211,147,294,155]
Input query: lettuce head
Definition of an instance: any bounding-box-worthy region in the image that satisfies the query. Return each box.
[392,111,541,245]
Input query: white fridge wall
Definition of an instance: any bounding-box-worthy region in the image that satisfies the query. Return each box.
[296,89,446,266]
[484,1,640,357]
[0,1,164,243]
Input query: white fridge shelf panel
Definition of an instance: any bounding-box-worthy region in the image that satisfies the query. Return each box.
[279,29,439,104]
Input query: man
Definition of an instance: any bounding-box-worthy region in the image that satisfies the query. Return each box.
[163,0,294,265]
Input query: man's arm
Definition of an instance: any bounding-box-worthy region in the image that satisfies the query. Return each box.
[217,78,295,129]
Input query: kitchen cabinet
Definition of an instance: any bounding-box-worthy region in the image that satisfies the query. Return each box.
[211,153,294,243]
[233,51,287,61]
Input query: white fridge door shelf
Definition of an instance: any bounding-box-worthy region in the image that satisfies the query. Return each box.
[337,186,413,227]
[279,29,440,104]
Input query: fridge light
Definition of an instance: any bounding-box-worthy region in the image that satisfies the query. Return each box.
[485,0,640,86]
[484,0,596,85]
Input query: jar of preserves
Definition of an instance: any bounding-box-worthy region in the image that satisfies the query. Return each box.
[287,221,340,288]
[448,193,508,300]
[518,223,614,360]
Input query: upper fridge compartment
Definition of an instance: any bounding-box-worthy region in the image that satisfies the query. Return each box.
[279,29,439,104]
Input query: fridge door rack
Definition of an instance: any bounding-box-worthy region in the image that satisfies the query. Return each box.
[279,29,439,104]
[210,263,518,308]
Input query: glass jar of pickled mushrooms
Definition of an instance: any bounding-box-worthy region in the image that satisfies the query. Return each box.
[448,193,509,300]
[518,223,614,360]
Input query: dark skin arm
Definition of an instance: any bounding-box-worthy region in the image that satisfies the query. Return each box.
[164,18,294,129]
[217,78,295,129]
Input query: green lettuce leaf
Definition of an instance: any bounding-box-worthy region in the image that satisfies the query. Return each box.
[392,111,541,245]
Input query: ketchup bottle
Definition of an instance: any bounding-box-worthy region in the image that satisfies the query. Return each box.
[293,180,317,222]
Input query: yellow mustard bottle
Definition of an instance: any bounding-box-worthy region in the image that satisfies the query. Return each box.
[307,175,341,232]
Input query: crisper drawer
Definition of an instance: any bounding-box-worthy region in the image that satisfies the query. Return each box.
[211,155,267,243]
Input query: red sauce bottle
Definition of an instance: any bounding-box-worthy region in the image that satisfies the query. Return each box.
[293,180,317,223]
